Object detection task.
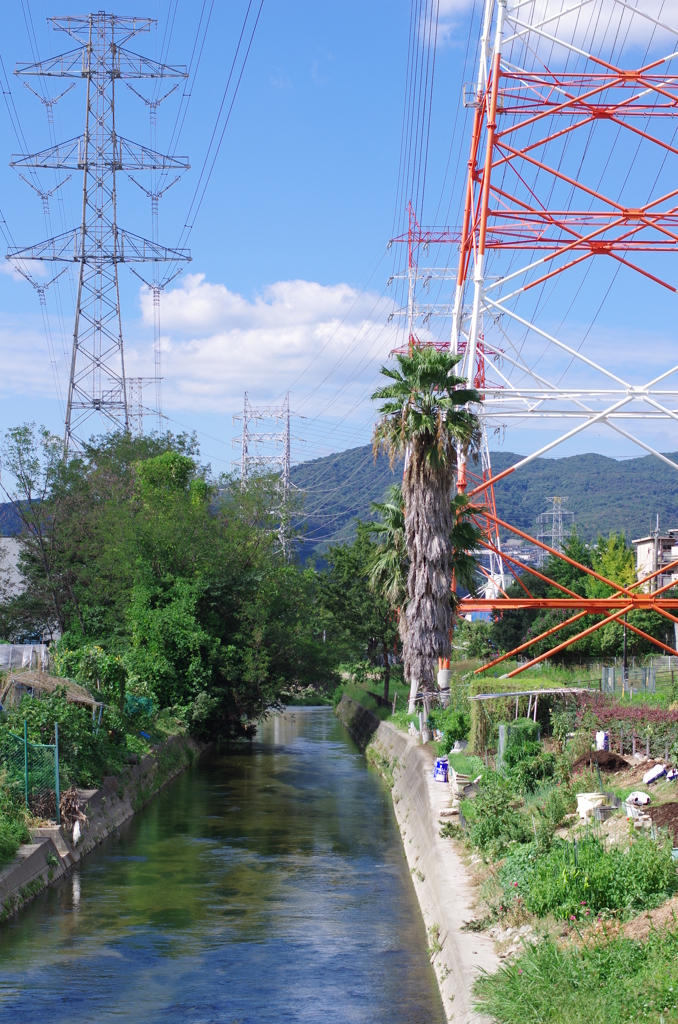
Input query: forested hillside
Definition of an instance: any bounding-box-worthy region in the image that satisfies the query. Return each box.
[291,444,678,558]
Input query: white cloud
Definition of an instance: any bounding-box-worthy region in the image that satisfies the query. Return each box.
[134,274,396,418]
[439,1,678,55]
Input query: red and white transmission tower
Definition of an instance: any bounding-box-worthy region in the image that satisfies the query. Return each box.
[389,202,508,598]
[451,0,678,670]
[452,0,678,484]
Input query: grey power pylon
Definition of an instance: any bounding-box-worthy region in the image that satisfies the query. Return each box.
[536,497,574,565]
[6,13,191,450]
[232,392,294,556]
[232,392,291,488]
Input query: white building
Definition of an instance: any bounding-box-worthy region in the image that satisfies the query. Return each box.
[632,528,678,592]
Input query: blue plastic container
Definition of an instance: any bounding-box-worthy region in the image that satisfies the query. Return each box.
[433,757,448,783]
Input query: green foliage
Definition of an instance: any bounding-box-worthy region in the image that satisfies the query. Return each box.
[0,428,337,740]
[507,749,558,794]
[367,483,407,610]
[474,927,678,1024]
[0,690,126,788]
[320,526,398,699]
[0,773,30,867]
[53,644,127,708]
[461,773,532,857]
[500,833,678,920]
[332,684,346,709]
[453,619,494,660]
[371,346,479,470]
[429,706,470,752]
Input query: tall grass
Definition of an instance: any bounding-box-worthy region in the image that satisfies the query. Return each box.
[500,833,678,920]
[475,927,678,1024]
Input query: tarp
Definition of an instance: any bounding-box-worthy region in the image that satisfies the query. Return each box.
[0,644,50,672]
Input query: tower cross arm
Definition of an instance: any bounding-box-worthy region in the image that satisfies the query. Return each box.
[7,228,191,264]
[11,136,189,171]
[15,47,187,80]
[49,16,154,44]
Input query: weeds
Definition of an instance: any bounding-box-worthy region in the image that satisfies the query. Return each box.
[365,744,398,789]
[499,832,678,920]
[475,927,678,1024]
[439,820,464,839]
[428,923,443,957]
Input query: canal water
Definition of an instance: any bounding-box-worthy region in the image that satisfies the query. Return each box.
[0,708,445,1023]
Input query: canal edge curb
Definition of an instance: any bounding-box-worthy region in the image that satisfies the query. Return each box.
[0,734,213,924]
[336,695,499,1024]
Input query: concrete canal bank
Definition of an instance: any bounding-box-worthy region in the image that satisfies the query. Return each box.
[0,734,211,922]
[336,694,498,1024]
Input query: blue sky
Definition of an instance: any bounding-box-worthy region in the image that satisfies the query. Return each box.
[2,0,678,478]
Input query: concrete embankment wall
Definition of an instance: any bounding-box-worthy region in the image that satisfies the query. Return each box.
[0,733,211,923]
[336,695,498,1024]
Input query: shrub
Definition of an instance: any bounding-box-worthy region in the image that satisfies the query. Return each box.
[499,832,678,920]
[332,684,346,709]
[461,773,532,857]
[429,707,470,752]
[0,774,30,867]
[0,691,127,788]
[508,750,558,794]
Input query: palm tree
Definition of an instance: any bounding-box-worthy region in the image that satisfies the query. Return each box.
[368,484,408,609]
[367,484,409,684]
[372,346,479,713]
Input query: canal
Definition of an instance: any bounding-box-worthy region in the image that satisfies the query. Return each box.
[0,708,445,1023]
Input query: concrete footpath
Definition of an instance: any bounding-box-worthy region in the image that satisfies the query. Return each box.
[336,695,498,1024]
[0,734,211,923]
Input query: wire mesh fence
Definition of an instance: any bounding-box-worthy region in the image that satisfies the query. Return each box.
[0,721,60,822]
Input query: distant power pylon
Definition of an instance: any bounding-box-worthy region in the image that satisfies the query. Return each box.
[7,13,191,450]
[536,497,574,566]
[233,392,303,557]
[232,392,292,488]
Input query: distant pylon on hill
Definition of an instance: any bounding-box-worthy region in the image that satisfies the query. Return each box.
[233,392,303,558]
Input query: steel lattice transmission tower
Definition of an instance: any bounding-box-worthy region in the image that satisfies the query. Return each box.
[389,203,508,598]
[536,497,573,567]
[7,13,191,450]
[450,0,678,495]
[233,392,291,486]
[232,392,294,555]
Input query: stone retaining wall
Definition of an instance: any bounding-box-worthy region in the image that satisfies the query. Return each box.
[0,733,211,923]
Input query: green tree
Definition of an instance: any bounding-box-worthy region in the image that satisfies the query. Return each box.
[372,346,479,711]
[0,428,334,739]
[320,526,399,700]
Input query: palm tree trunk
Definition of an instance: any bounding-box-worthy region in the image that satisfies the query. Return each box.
[403,441,454,706]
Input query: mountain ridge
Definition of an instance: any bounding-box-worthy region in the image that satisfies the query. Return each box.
[290,445,678,560]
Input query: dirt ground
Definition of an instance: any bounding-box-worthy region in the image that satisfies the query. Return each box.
[649,801,678,842]
[571,750,630,772]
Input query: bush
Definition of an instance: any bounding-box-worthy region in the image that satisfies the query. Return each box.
[508,750,558,793]
[429,707,470,752]
[499,832,678,920]
[0,691,127,788]
[332,684,346,709]
[0,774,30,867]
[461,773,532,857]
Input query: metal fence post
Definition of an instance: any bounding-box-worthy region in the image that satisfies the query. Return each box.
[23,719,28,809]
[54,722,60,825]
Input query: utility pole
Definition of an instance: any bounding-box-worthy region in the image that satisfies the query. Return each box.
[7,13,191,450]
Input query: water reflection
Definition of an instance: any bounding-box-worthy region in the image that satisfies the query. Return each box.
[0,708,445,1024]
